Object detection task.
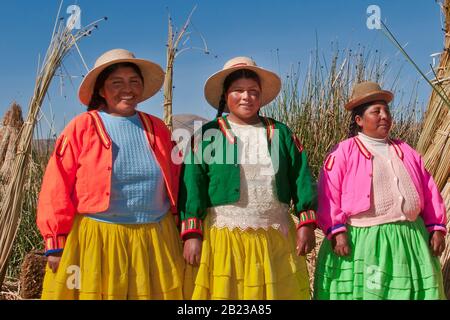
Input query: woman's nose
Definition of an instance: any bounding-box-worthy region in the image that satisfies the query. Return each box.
[241,90,250,99]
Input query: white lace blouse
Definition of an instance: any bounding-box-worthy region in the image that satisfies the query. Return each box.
[208,120,291,236]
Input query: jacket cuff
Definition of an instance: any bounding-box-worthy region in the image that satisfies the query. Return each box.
[296,210,318,229]
[326,224,347,240]
[181,218,203,240]
[44,235,67,254]
[426,224,447,235]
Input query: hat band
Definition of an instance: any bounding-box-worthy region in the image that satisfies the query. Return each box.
[229,62,251,68]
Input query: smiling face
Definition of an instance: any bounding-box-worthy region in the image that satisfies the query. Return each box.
[99,66,144,116]
[226,78,262,124]
[355,101,392,139]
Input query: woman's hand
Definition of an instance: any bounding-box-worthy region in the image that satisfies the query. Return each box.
[296,224,316,256]
[332,232,351,256]
[47,251,63,273]
[429,231,446,257]
[183,234,203,266]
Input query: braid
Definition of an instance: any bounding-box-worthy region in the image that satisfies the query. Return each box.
[348,114,360,138]
[216,94,226,118]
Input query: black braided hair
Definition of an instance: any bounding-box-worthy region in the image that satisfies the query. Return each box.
[348,102,373,138]
[216,69,261,118]
[216,94,226,118]
[87,62,144,111]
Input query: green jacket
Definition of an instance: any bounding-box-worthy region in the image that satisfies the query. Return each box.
[178,115,317,238]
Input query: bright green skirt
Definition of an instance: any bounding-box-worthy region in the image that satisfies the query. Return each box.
[314,218,446,300]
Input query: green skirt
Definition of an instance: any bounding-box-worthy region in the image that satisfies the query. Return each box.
[314,218,446,300]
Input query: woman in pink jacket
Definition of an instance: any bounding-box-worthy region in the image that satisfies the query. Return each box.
[314,81,447,300]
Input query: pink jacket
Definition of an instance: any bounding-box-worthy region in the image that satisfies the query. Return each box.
[317,137,447,239]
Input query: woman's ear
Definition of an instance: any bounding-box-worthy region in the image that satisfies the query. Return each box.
[99,88,105,98]
[355,114,363,128]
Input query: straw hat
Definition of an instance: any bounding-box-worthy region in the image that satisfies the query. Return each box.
[78,48,165,106]
[204,56,281,111]
[345,81,393,111]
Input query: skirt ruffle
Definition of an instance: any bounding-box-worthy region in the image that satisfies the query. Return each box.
[314,217,446,300]
[184,217,311,300]
[41,213,185,300]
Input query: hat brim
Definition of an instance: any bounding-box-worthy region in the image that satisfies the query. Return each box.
[344,90,393,111]
[78,58,165,107]
[204,65,281,112]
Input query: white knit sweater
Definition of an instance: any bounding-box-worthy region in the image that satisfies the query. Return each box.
[348,133,421,227]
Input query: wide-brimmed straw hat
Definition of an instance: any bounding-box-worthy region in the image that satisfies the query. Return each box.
[345,81,394,111]
[204,56,281,111]
[78,48,165,106]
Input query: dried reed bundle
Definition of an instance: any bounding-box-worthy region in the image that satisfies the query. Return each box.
[422,113,450,189]
[417,1,450,154]
[440,181,450,296]
[0,1,105,286]
[380,0,450,298]
[0,103,24,184]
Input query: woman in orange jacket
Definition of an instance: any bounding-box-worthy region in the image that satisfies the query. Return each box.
[37,49,184,299]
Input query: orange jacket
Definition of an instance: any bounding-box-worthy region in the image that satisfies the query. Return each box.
[37,110,180,253]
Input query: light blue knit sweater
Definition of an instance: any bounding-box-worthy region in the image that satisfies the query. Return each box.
[87,111,170,224]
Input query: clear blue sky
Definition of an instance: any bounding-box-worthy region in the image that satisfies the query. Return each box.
[0,0,444,137]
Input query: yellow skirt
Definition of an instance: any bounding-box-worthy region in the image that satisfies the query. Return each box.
[41,213,185,300]
[184,216,311,300]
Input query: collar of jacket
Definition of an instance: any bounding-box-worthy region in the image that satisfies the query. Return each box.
[216,115,276,146]
[353,136,404,160]
[88,110,156,149]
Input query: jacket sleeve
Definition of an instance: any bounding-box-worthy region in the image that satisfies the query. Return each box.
[36,120,82,255]
[317,145,348,239]
[285,127,318,228]
[178,134,209,240]
[416,153,447,234]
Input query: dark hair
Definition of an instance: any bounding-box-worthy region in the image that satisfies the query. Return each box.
[347,102,373,138]
[216,69,261,118]
[87,62,144,111]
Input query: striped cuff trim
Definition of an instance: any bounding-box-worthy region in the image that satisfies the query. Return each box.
[181,218,203,239]
[45,249,63,257]
[297,210,318,229]
[326,224,347,239]
[426,224,447,235]
[44,235,67,252]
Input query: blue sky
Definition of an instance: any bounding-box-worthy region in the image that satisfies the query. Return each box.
[0,0,444,137]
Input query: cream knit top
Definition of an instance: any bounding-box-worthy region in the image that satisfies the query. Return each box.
[208,120,291,236]
[348,132,421,227]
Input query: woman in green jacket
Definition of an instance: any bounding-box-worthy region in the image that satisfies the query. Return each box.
[179,56,317,300]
